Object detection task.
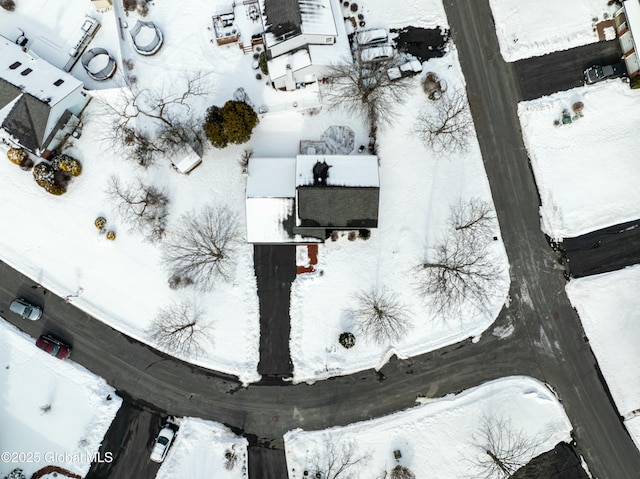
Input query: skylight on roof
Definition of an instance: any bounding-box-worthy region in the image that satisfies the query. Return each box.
[54,79,64,86]
[9,61,21,70]
[20,68,33,76]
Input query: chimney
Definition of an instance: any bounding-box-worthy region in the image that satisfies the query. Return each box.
[312,160,331,186]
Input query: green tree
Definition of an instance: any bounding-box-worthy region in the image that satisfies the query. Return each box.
[203,100,258,148]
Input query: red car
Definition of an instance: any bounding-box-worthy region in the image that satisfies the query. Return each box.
[36,335,71,360]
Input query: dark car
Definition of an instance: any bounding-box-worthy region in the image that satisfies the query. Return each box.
[584,62,626,84]
[36,335,71,360]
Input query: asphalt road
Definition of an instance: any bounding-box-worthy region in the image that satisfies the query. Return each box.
[1,1,640,478]
[444,0,640,477]
[561,219,640,277]
[514,39,623,100]
[254,245,295,379]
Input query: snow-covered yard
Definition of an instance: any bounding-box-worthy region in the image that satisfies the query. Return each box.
[290,47,510,383]
[518,80,640,240]
[352,0,448,30]
[156,418,248,479]
[489,0,617,62]
[566,265,640,450]
[0,320,121,478]
[285,376,574,478]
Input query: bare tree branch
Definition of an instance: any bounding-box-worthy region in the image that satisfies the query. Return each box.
[149,301,211,356]
[162,205,241,291]
[470,415,546,479]
[415,89,473,153]
[310,439,370,479]
[350,288,411,344]
[106,175,169,242]
[448,197,496,239]
[324,55,413,140]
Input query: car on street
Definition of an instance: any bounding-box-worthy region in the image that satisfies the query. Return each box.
[584,62,626,84]
[35,335,71,360]
[9,298,43,320]
[150,426,175,463]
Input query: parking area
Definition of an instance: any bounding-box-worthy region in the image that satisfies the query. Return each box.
[514,39,623,100]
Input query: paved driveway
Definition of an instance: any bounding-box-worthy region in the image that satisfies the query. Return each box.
[515,39,623,100]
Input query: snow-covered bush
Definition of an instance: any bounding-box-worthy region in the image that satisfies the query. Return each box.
[53,154,82,176]
[95,216,107,230]
[0,0,16,12]
[33,162,67,195]
[106,230,116,240]
[391,465,415,479]
[339,332,356,349]
[3,468,26,479]
[7,147,26,165]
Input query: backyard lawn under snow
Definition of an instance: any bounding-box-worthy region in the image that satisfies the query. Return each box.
[518,79,640,240]
[566,265,640,450]
[285,376,573,478]
[489,0,618,62]
[0,320,121,478]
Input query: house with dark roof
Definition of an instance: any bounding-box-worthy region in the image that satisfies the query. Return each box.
[0,37,90,157]
[258,0,351,90]
[245,154,379,243]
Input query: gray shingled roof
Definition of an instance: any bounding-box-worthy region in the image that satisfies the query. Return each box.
[0,78,21,109]
[2,93,51,152]
[297,186,379,228]
[263,0,302,39]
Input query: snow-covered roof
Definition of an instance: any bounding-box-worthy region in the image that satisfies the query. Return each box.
[171,146,202,174]
[295,155,379,187]
[260,0,338,47]
[246,157,296,197]
[624,0,640,49]
[268,49,312,80]
[0,37,83,106]
[246,197,296,243]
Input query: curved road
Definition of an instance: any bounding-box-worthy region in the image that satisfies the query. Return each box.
[1,1,640,478]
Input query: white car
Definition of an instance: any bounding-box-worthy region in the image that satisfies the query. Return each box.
[10,298,42,320]
[150,426,175,463]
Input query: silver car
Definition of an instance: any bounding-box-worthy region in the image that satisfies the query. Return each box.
[9,298,43,320]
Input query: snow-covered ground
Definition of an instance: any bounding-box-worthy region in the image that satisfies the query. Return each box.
[351,0,448,30]
[0,320,121,478]
[518,80,640,240]
[290,47,510,382]
[489,0,617,62]
[156,418,248,479]
[285,376,573,478]
[566,265,640,450]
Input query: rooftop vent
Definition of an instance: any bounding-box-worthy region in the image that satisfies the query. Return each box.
[54,79,64,86]
[312,160,331,186]
[9,61,21,70]
[20,68,33,76]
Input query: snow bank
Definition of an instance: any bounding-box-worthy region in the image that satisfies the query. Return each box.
[0,320,121,478]
[285,376,573,478]
[518,80,640,240]
[489,0,616,62]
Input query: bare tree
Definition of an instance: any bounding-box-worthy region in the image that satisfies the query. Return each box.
[416,231,502,318]
[325,54,413,146]
[415,89,473,153]
[106,176,169,242]
[350,288,410,344]
[149,301,211,356]
[96,72,210,167]
[448,197,496,239]
[162,205,241,291]
[471,415,545,479]
[309,439,370,479]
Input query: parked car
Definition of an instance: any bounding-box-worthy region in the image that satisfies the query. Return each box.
[35,335,71,360]
[150,426,175,463]
[584,62,626,84]
[9,298,42,320]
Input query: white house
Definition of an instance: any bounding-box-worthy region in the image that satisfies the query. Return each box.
[614,0,640,78]
[259,0,351,90]
[0,37,90,156]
